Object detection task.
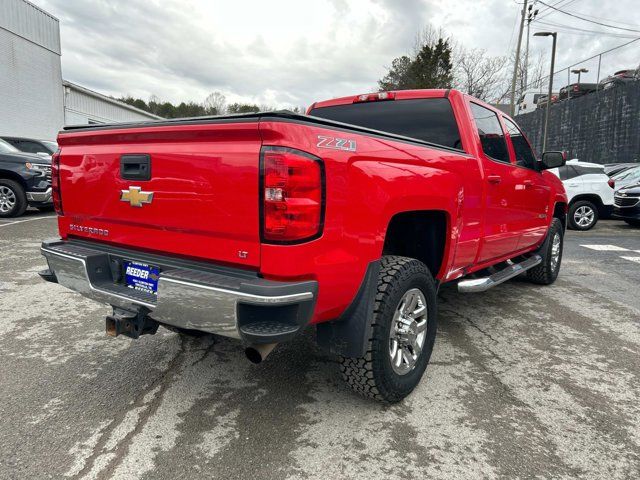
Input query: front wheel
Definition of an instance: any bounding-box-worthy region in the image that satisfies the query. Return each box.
[0,179,27,218]
[527,218,564,285]
[568,200,598,230]
[340,256,438,403]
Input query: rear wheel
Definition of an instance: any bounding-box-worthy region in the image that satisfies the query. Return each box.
[527,218,564,285]
[568,200,598,230]
[0,179,27,218]
[339,256,437,403]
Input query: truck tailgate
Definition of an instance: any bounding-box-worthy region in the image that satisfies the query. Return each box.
[56,122,262,268]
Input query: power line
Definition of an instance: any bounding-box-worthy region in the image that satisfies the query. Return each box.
[535,19,639,38]
[536,0,640,33]
[521,36,640,92]
[536,0,577,21]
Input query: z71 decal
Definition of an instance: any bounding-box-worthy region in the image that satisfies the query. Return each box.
[317,135,357,152]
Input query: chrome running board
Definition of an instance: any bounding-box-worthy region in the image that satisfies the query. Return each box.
[457,255,542,293]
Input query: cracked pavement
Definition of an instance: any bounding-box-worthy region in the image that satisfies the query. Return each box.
[1,212,640,479]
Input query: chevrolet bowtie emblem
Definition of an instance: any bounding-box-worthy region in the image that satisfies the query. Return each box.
[120,186,154,207]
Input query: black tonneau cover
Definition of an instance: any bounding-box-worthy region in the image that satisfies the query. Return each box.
[61,111,466,155]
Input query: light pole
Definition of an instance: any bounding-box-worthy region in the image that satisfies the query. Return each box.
[534,31,557,152]
[571,67,588,85]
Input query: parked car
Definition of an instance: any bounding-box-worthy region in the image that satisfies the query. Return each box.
[604,162,638,177]
[558,83,597,101]
[536,93,559,108]
[515,90,546,115]
[612,165,640,190]
[549,159,614,230]
[0,136,58,156]
[598,68,639,90]
[613,183,640,227]
[39,89,568,403]
[0,138,52,217]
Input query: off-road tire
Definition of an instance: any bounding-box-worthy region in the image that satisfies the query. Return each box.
[339,256,438,403]
[0,179,27,218]
[527,218,564,285]
[568,200,598,230]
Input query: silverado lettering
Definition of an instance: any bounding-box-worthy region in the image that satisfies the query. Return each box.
[40,89,568,403]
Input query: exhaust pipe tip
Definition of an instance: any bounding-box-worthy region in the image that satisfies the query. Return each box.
[245,343,277,364]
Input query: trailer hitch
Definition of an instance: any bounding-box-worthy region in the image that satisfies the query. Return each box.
[106,306,159,339]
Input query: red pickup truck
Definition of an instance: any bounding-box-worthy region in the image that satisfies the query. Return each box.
[40,89,567,403]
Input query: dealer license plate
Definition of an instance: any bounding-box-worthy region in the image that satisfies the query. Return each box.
[123,260,160,295]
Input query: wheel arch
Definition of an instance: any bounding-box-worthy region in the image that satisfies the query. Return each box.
[569,194,605,212]
[381,210,449,279]
[0,170,28,189]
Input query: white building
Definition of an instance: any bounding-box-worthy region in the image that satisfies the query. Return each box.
[63,81,161,126]
[0,0,161,141]
[0,0,64,139]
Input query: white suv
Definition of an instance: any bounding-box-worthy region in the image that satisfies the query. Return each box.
[549,160,614,230]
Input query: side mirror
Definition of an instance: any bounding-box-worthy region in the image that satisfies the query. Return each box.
[540,151,565,170]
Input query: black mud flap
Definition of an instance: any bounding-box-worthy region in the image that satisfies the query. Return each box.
[316,260,380,357]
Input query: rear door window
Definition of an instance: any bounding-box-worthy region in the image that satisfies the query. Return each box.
[469,102,510,164]
[309,98,462,150]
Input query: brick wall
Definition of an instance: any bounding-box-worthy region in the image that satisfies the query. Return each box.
[515,82,640,164]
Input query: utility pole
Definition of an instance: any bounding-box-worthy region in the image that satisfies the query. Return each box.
[510,0,528,116]
[534,31,557,152]
[523,4,539,89]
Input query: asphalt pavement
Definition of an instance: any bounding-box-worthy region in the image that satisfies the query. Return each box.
[1,212,639,479]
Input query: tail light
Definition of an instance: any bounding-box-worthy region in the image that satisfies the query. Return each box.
[354,91,395,103]
[261,147,324,243]
[608,178,615,189]
[51,150,63,215]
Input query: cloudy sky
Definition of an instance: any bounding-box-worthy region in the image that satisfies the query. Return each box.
[34,0,640,108]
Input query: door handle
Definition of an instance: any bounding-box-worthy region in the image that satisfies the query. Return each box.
[121,154,151,181]
[523,179,534,188]
[487,175,502,184]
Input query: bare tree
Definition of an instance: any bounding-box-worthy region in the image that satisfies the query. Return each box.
[494,50,547,104]
[454,48,507,101]
[204,91,227,115]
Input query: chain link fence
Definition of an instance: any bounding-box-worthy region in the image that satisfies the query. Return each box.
[514,38,640,163]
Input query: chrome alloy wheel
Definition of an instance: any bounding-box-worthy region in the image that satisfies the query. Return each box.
[574,205,595,228]
[0,186,17,214]
[550,232,561,272]
[389,288,428,375]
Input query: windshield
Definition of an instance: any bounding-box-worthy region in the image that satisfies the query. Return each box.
[41,140,58,152]
[0,139,20,154]
[613,166,640,180]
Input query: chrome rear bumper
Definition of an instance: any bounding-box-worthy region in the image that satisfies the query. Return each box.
[40,239,317,342]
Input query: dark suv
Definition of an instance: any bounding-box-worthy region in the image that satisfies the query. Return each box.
[558,83,597,101]
[614,183,640,227]
[0,139,52,217]
[0,136,58,156]
[598,69,639,90]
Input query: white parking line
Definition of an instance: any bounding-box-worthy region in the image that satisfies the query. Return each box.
[0,215,56,228]
[621,256,640,264]
[580,244,629,251]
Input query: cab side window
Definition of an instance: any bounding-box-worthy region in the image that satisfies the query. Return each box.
[503,117,537,170]
[469,103,510,164]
